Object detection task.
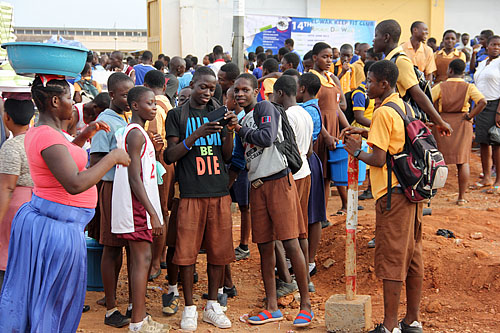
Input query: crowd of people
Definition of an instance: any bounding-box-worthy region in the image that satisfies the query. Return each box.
[0,16,498,333]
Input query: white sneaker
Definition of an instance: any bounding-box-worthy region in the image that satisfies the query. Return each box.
[180,305,198,331]
[203,303,231,329]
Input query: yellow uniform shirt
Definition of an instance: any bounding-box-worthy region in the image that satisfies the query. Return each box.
[431,78,485,113]
[386,46,420,98]
[367,93,409,200]
[329,60,356,93]
[263,78,277,100]
[351,83,375,130]
[434,49,466,62]
[145,94,172,146]
[351,59,366,88]
[401,40,437,76]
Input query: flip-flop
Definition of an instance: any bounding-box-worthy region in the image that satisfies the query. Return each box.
[96,297,106,307]
[470,182,492,190]
[148,268,161,281]
[293,309,314,327]
[331,210,346,216]
[485,186,500,194]
[456,199,468,206]
[247,310,283,325]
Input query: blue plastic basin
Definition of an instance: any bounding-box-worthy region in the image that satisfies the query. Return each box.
[328,141,368,186]
[2,42,88,77]
[85,234,104,292]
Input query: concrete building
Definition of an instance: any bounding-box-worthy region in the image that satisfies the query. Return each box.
[148,0,500,59]
[13,27,148,54]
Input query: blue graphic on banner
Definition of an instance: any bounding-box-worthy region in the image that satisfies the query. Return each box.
[245,15,376,57]
[247,26,291,54]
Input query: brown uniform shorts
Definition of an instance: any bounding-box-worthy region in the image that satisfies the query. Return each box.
[99,181,127,247]
[375,192,424,282]
[250,173,302,244]
[295,175,311,239]
[173,195,235,266]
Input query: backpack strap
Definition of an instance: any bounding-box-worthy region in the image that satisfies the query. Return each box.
[333,64,339,76]
[179,99,191,141]
[309,103,323,131]
[383,101,411,211]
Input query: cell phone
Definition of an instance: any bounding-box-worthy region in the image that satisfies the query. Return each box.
[207,106,231,127]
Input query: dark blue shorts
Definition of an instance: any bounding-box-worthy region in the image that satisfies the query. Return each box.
[230,169,250,207]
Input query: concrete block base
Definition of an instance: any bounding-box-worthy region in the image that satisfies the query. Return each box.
[325,294,372,332]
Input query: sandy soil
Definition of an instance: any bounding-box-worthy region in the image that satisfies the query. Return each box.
[77,151,500,332]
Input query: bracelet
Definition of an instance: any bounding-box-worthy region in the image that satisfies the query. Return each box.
[182,139,191,151]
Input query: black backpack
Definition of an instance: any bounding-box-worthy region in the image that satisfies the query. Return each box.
[268,102,303,175]
[385,102,448,210]
[344,86,370,125]
[390,53,433,123]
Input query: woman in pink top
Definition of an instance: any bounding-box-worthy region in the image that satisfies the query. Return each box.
[0,75,130,333]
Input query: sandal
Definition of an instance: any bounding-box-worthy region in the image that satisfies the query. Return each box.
[470,182,492,190]
[456,199,468,206]
[148,268,161,281]
[162,292,179,316]
[248,310,283,325]
[331,210,346,216]
[293,309,314,327]
[485,186,500,194]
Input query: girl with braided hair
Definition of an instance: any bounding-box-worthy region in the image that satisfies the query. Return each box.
[0,75,130,332]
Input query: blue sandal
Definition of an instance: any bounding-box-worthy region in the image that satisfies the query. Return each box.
[248,309,283,325]
[293,309,314,327]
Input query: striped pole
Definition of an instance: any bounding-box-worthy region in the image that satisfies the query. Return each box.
[345,151,359,300]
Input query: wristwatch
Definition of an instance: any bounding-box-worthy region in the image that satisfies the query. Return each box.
[353,149,362,159]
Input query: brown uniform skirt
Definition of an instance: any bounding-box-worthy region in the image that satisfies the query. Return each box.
[433,112,473,165]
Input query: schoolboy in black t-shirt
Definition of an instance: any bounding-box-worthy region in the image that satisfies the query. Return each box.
[164,66,238,331]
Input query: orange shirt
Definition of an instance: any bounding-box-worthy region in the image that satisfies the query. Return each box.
[367,93,414,200]
[351,58,366,88]
[401,40,437,76]
[329,60,356,93]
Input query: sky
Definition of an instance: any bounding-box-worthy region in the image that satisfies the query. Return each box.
[10,0,147,29]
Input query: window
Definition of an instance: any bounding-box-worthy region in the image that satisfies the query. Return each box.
[101,31,108,36]
[109,31,116,36]
[117,31,124,36]
[42,30,50,35]
[76,30,83,36]
[34,30,42,35]
[92,31,100,36]
[67,30,75,36]
[125,31,132,36]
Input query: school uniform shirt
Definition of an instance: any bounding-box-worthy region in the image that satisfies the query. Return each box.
[330,60,356,93]
[300,99,322,141]
[474,57,500,101]
[401,40,437,76]
[210,59,226,79]
[145,95,172,146]
[286,105,313,180]
[261,78,277,101]
[90,109,128,181]
[165,105,229,198]
[351,58,366,88]
[385,46,419,98]
[432,78,484,112]
[367,93,409,201]
[111,123,163,234]
[351,82,375,129]
[177,72,193,94]
[434,49,467,84]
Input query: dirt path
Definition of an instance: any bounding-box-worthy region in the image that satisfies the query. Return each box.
[78,152,500,332]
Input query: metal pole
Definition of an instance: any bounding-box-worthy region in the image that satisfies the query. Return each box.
[346,148,359,300]
[232,0,245,72]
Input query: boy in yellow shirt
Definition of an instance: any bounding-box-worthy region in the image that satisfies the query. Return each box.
[330,44,357,93]
[342,60,424,333]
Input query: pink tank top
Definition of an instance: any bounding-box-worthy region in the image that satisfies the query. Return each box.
[24,125,97,208]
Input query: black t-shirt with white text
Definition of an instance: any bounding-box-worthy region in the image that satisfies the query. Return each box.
[165,105,229,198]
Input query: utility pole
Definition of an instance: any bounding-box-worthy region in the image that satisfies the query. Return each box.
[232,0,245,72]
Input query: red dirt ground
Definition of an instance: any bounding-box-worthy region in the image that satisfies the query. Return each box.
[78,151,500,332]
